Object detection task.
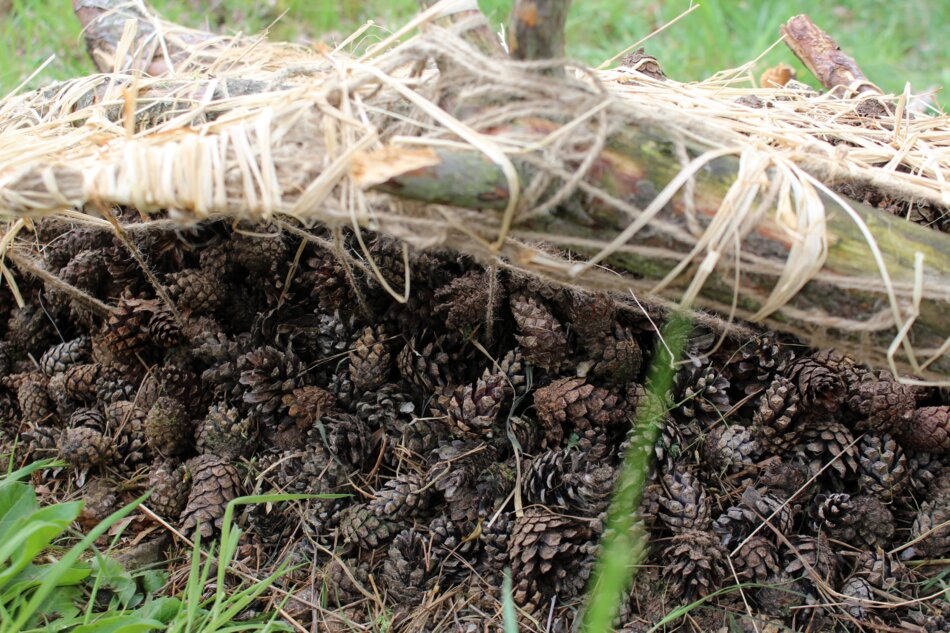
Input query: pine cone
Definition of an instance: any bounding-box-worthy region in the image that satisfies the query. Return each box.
[348,326,391,393]
[498,348,529,398]
[509,507,597,614]
[167,268,225,314]
[284,386,335,429]
[434,371,508,438]
[388,417,450,466]
[731,535,780,583]
[658,467,710,533]
[78,478,118,530]
[340,472,432,549]
[180,454,242,539]
[229,229,287,276]
[533,377,626,445]
[354,383,412,432]
[590,325,643,386]
[397,334,457,392]
[6,305,56,358]
[794,419,859,486]
[840,575,873,620]
[144,396,192,458]
[566,291,617,344]
[523,448,615,515]
[857,433,909,502]
[320,413,373,470]
[510,292,570,371]
[783,533,838,586]
[147,304,181,348]
[304,252,358,312]
[752,376,802,454]
[854,548,912,593]
[704,424,762,473]
[427,515,480,584]
[427,441,502,523]
[846,370,916,435]
[727,332,793,397]
[59,425,114,468]
[783,354,845,416]
[478,512,513,585]
[674,364,730,425]
[236,346,308,427]
[102,297,154,361]
[713,488,794,549]
[63,363,101,402]
[17,372,55,425]
[39,337,90,376]
[908,484,950,559]
[433,269,503,330]
[808,493,856,540]
[156,365,203,414]
[95,368,139,404]
[196,403,257,460]
[380,528,431,606]
[103,400,150,468]
[661,530,727,600]
[900,406,950,453]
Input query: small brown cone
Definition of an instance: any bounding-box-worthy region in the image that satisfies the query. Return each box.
[900,406,950,453]
[509,292,569,371]
[180,454,242,539]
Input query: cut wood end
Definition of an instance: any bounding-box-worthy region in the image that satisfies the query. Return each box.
[349,147,441,188]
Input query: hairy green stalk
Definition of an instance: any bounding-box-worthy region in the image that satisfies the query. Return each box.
[581,311,692,632]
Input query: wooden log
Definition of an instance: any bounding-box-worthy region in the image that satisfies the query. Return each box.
[507,0,571,73]
[352,123,950,380]
[781,15,881,96]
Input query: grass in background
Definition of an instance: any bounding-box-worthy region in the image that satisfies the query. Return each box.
[0,0,947,96]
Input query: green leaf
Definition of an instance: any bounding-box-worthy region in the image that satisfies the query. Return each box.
[0,502,83,589]
[136,596,182,624]
[70,615,165,633]
[0,481,39,544]
[139,570,166,595]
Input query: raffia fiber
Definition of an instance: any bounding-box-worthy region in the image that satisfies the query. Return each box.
[0,0,948,382]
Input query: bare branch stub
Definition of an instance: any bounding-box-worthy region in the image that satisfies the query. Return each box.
[781,14,882,96]
[507,0,572,74]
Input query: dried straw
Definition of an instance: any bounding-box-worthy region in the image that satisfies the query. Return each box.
[0,0,948,382]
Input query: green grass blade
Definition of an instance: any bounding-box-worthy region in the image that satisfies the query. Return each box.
[502,569,519,633]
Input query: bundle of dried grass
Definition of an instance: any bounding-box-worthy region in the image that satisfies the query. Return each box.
[0,0,948,381]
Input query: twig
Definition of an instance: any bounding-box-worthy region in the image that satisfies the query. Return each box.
[780,15,882,96]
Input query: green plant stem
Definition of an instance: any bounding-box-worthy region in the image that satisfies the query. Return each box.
[581,311,691,632]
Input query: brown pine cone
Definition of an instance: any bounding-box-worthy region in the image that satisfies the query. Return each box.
[102,297,154,361]
[853,494,897,549]
[853,549,912,593]
[284,385,335,430]
[427,515,480,583]
[900,406,950,453]
[732,535,780,583]
[783,533,839,587]
[703,424,762,473]
[147,304,181,348]
[510,292,570,371]
[17,372,55,425]
[752,376,801,454]
[388,417,450,466]
[477,512,513,585]
[566,291,617,344]
[498,348,529,397]
[321,413,373,470]
[167,268,224,313]
[379,528,430,606]
[40,337,91,376]
[95,367,139,404]
[156,365,203,414]
[675,364,730,425]
[434,371,508,438]
[229,229,287,276]
[236,346,308,428]
[6,305,56,358]
[794,419,859,484]
[590,325,643,386]
[144,396,191,458]
[304,252,358,312]
[509,507,597,615]
[660,530,727,600]
[433,269,503,330]
[195,403,257,460]
[840,575,873,620]
[713,488,794,549]
[78,478,118,530]
[727,332,793,396]
[103,400,150,469]
[846,369,916,436]
[341,472,433,550]
[63,363,101,402]
[397,334,457,392]
[59,425,114,468]
[348,326,391,393]
[783,354,845,416]
[533,377,626,445]
[857,433,909,502]
[180,454,242,539]
[908,478,950,559]
[808,493,856,540]
[658,467,710,533]
[523,448,615,516]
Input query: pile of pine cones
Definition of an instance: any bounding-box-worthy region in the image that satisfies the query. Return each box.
[0,211,948,632]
